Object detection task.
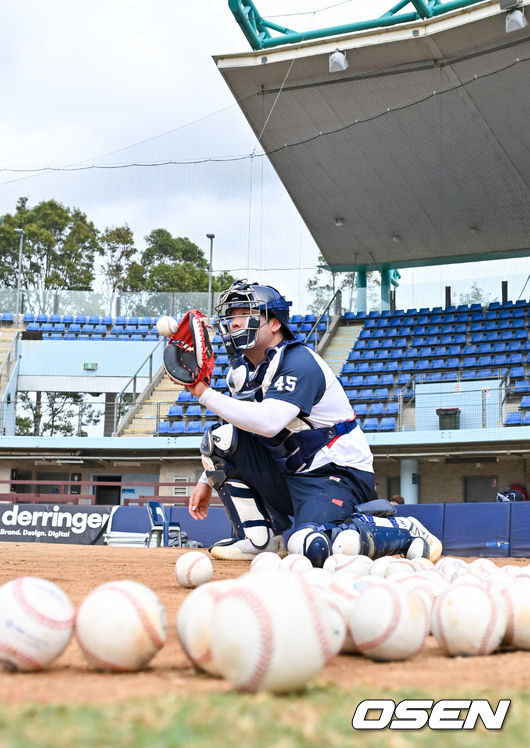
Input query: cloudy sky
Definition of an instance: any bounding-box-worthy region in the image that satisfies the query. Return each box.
[1,1,525,312]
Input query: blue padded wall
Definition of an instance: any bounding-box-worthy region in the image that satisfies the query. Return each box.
[509,502,530,557]
[395,504,445,542]
[442,502,511,557]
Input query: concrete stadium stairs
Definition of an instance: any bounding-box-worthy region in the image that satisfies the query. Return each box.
[120,372,184,437]
[321,323,362,374]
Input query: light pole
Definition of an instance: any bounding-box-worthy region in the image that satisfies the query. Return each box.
[206,233,215,320]
[13,228,24,326]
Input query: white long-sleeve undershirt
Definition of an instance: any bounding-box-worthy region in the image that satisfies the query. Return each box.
[199,387,300,439]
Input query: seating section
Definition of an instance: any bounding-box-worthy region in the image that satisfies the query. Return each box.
[340,300,530,431]
[16,313,161,342]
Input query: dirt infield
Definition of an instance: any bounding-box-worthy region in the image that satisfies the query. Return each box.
[1,543,530,704]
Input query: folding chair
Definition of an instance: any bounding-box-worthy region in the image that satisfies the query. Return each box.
[146,500,182,547]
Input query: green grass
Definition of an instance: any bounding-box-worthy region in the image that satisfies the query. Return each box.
[1,686,529,748]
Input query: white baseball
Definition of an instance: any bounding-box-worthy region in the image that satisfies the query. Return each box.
[250,552,282,574]
[328,574,390,653]
[0,577,75,671]
[209,571,345,692]
[349,582,429,661]
[300,567,333,592]
[369,556,395,577]
[76,580,166,671]
[177,580,233,675]
[436,557,467,581]
[385,559,415,578]
[431,583,506,656]
[280,553,313,574]
[509,578,530,649]
[175,552,213,588]
[156,315,179,337]
[410,558,435,571]
[328,555,373,577]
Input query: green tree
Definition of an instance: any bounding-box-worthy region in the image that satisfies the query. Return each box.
[0,197,100,313]
[123,230,235,316]
[98,224,137,313]
[458,282,497,306]
[16,392,101,437]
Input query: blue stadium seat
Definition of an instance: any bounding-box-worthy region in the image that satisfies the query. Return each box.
[90,334,102,341]
[118,334,129,341]
[81,324,94,333]
[354,403,368,416]
[127,317,140,326]
[510,367,526,379]
[477,355,492,367]
[101,315,113,326]
[508,353,524,365]
[125,325,137,334]
[358,389,373,401]
[130,334,143,341]
[291,314,303,324]
[369,402,385,416]
[23,313,34,322]
[170,421,186,434]
[374,388,389,400]
[505,412,523,426]
[524,412,530,426]
[105,334,117,341]
[94,324,107,334]
[203,420,219,431]
[362,418,379,432]
[49,333,62,340]
[140,316,153,326]
[384,361,398,372]
[36,314,48,323]
[157,421,170,434]
[186,405,202,419]
[369,362,384,374]
[67,323,80,333]
[177,390,192,402]
[53,323,66,332]
[187,420,203,433]
[41,322,53,332]
[88,315,100,325]
[444,371,458,381]
[344,389,357,401]
[78,334,90,341]
[379,417,396,431]
[379,374,394,387]
[520,396,530,409]
[461,370,476,380]
[75,315,87,324]
[48,314,60,323]
[111,325,123,334]
[385,402,399,415]
[115,316,126,325]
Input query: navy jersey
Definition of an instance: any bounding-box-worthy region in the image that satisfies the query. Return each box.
[262,343,373,474]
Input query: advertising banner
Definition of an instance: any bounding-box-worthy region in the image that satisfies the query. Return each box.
[0,504,112,545]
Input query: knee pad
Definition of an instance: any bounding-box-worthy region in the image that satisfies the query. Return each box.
[287,524,332,568]
[217,479,272,550]
[330,515,413,560]
[200,423,237,489]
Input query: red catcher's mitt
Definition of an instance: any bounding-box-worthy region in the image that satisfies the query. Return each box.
[163,310,214,386]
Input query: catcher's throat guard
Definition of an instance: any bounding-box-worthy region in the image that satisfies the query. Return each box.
[163,309,214,386]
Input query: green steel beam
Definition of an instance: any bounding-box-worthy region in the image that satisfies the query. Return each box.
[229,0,490,50]
[324,247,530,274]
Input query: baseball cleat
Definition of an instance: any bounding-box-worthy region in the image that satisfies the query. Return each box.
[396,517,442,563]
[210,534,287,561]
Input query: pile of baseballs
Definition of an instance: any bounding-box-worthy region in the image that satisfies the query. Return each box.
[0,576,167,673]
[175,551,530,692]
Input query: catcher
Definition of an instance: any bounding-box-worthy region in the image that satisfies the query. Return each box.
[160,280,442,567]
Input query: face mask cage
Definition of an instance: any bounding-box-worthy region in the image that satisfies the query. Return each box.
[215,290,271,355]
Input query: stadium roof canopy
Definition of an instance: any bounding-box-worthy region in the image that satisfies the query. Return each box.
[218,1,530,272]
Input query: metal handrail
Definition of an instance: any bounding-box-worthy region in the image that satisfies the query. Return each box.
[113,337,165,433]
[304,288,342,345]
[0,333,20,434]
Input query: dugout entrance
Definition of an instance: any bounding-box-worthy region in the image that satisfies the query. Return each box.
[94,475,121,505]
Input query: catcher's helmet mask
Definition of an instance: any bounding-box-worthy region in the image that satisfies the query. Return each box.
[216,279,293,355]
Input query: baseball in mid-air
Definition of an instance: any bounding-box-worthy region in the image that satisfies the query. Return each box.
[156,316,179,338]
